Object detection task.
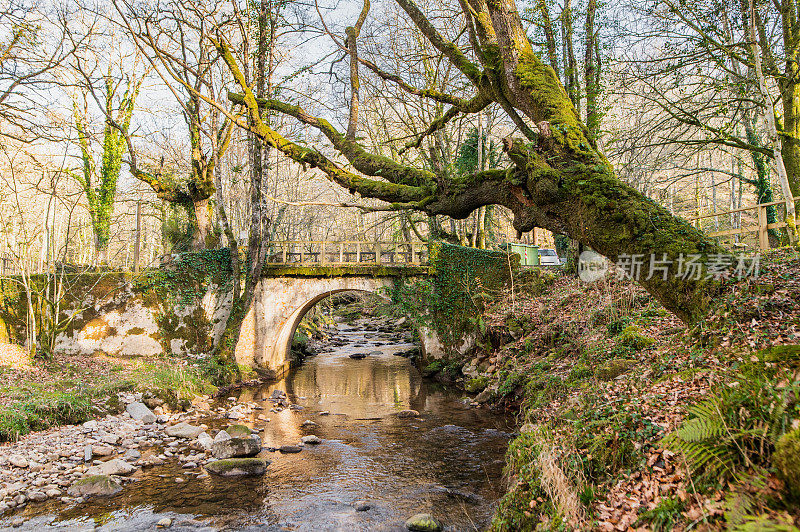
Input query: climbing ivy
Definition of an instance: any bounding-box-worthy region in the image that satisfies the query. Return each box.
[132,249,233,308]
[392,241,515,347]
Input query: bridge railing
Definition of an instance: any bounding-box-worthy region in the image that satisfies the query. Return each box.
[264,241,429,266]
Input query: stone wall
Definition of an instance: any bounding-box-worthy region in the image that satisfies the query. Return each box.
[0,272,233,360]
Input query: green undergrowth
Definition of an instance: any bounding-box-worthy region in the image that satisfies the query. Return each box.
[489,249,800,530]
[0,389,95,442]
[0,359,216,442]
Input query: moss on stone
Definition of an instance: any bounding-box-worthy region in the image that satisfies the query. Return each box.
[773,429,800,498]
[465,376,490,393]
[595,358,637,381]
[205,457,269,476]
[226,424,252,438]
[618,325,655,350]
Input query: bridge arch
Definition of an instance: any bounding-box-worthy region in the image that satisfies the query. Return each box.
[234,276,401,378]
[274,286,392,370]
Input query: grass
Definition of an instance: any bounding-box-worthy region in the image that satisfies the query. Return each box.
[0,357,216,442]
[0,389,95,441]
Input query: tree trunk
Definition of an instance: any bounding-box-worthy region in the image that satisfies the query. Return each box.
[584,0,599,140]
[780,80,800,210]
[213,0,274,376]
[191,198,213,250]
[749,0,797,242]
[94,233,109,267]
[466,0,725,323]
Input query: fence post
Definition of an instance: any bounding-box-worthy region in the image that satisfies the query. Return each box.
[757,205,770,251]
[281,242,287,263]
[339,242,343,263]
[374,241,381,264]
[321,241,326,265]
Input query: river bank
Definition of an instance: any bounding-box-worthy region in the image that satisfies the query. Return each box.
[455,248,800,531]
[0,316,514,531]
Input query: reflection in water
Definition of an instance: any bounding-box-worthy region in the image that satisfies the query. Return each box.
[3,322,513,532]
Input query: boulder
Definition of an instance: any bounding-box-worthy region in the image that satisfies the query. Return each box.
[279,445,302,453]
[92,444,114,457]
[214,430,231,442]
[405,513,442,532]
[301,435,321,444]
[86,458,136,476]
[126,402,156,423]
[211,437,261,459]
[196,432,214,450]
[205,458,269,477]
[165,422,204,439]
[396,410,420,418]
[67,475,122,498]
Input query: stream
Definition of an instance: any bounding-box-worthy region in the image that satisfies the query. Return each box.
[2,319,513,531]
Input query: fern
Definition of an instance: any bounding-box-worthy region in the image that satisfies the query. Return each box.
[663,372,793,482]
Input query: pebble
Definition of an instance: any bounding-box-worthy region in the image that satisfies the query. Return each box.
[157,517,173,528]
[9,456,28,468]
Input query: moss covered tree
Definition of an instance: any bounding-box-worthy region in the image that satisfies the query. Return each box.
[209,0,731,324]
[72,73,141,266]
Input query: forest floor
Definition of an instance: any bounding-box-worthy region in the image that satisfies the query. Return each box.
[450,248,800,531]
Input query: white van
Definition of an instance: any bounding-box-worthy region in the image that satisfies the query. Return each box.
[538,248,562,266]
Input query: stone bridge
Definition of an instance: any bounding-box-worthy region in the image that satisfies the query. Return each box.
[233,241,433,378]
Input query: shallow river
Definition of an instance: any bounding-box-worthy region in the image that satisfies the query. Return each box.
[4,322,513,531]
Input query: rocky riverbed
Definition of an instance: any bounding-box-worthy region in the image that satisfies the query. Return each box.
[0,316,512,531]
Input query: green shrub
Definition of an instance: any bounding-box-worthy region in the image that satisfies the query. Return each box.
[490,432,552,532]
[574,404,662,480]
[195,353,239,387]
[0,390,95,442]
[422,360,444,377]
[606,317,631,336]
[497,370,527,397]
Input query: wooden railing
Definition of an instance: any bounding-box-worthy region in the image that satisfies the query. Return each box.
[682,196,800,250]
[264,241,428,266]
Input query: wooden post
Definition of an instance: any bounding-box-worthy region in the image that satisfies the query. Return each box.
[339,242,343,263]
[411,242,417,264]
[134,200,141,273]
[321,241,326,265]
[757,204,769,251]
[375,241,381,264]
[281,242,287,263]
[356,242,361,263]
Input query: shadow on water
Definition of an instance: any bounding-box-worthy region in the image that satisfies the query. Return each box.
[3,321,514,531]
